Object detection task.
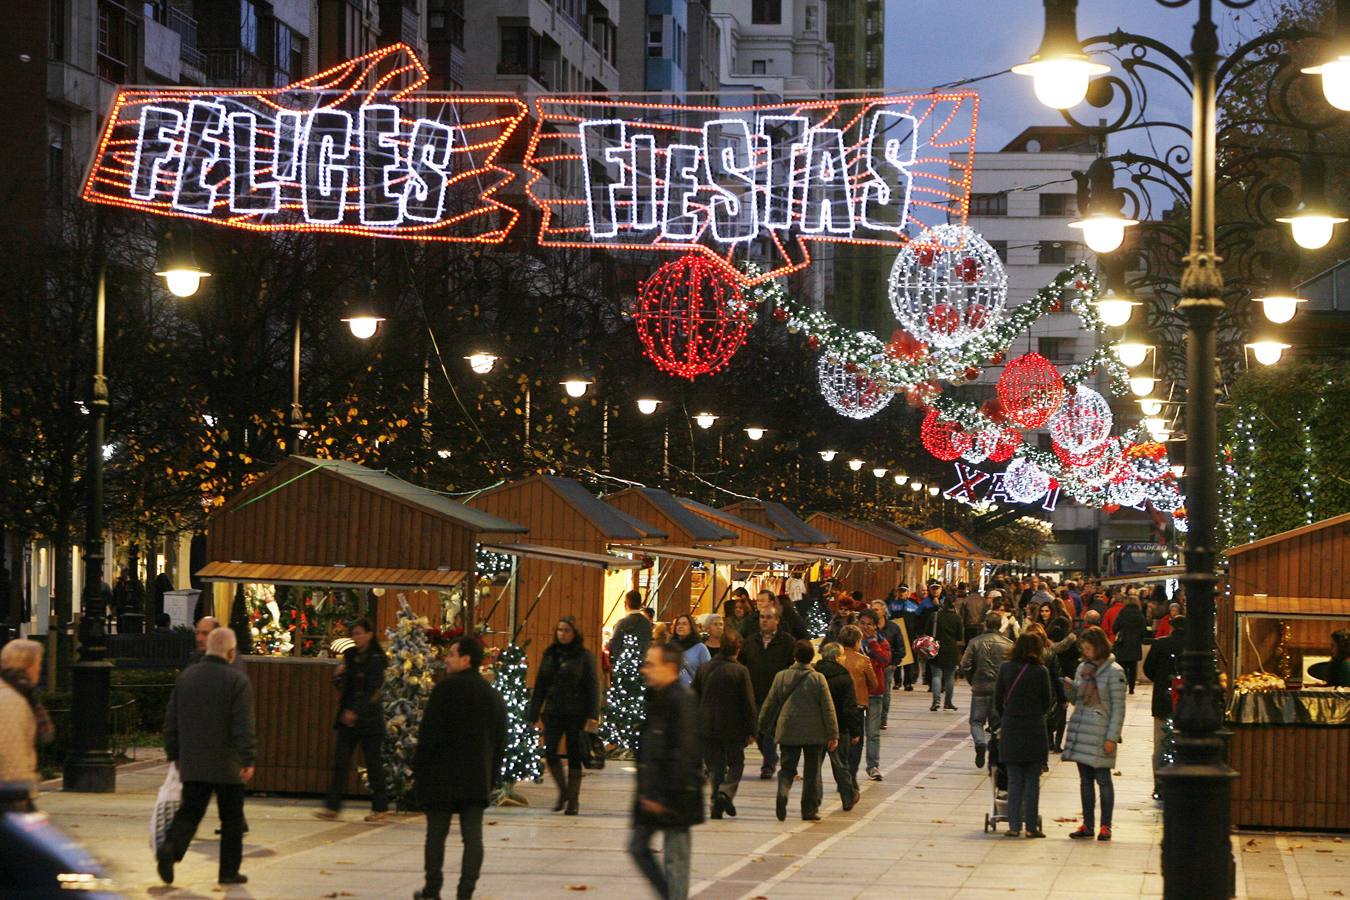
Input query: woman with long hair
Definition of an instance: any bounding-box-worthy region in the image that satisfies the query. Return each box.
[527,616,600,815]
[320,618,389,822]
[1111,595,1147,694]
[1024,622,1067,755]
[994,632,1053,837]
[673,613,711,684]
[1062,626,1127,841]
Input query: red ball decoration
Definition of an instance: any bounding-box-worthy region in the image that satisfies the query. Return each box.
[987,429,1022,463]
[772,306,789,323]
[926,303,961,335]
[916,246,935,267]
[964,365,980,381]
[966,306,991,329]
[996,353,1065,429]
[921,408,975,462]
[980,397,1007,424]
[806,335,820,351]
[1049,298,1063,313]
[633,255,752,380]
[991,351,1006,365]
[1103,503,1121,514]
[956,257,981,283]
[886,329,927,361]
[1054,440,1110,468]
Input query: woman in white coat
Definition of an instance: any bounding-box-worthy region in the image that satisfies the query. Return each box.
[1060,626,1127,841]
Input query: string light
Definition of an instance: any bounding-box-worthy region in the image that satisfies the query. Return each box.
[921,407,975,462]
[818,354,894,419]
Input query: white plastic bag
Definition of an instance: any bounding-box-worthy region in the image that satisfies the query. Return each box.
[149,763,182,853]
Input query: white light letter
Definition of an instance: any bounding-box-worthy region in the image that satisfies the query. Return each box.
[859,109,916,235]
[660,143,702,241]
[130,105,185,201]
[801,126,855,234]
[171,100,228,215]
[702,118,757,244]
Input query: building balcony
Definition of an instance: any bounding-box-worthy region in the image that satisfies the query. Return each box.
[204,49,271,87]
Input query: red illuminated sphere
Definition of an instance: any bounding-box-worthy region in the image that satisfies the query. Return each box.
[632,255,752,380]
[921,408,975,462]
[997,353,1065,428]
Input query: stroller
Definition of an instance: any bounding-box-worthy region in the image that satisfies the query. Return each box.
[982,720,1043,833]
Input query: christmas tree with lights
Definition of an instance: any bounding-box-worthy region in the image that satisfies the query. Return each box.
[374,598,437,809]
[600,632,644,755]
[492,643,541,799]
[805,601,830,638]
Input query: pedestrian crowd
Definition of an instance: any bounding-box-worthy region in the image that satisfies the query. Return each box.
[0,572,1200,900]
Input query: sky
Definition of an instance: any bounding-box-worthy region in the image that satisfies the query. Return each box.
[884,0,1280,151]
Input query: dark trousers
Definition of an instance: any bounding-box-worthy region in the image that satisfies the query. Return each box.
[326,726,388,813]
[163,781,245,880]
[704,739,746,801]
[543,715,588,768]
[756,732,778,774]
[1048,704,1067,749]
[1005,762,1041,832]
[902,661,917,687]
[423,802,485,900]
[1120,660,1139,693]
[822,730,858,804]
[777,744,825,818]
[1076,763,1115,828]
[846,710,865,779]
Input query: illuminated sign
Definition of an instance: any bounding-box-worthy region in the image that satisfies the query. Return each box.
[522,94,978,283]
[945,462,1061,512]
[81,45,528,242]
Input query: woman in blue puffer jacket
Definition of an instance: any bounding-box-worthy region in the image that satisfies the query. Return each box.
[1060,625,1127,841]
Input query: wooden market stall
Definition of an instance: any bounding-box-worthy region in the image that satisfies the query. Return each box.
[196,456,527,795]
[922,528,988,586]
[803,514,908,599]
[603,487,738,618]
[872,521,968,589]
[468,476,663,672]
[1220,513,1350,831]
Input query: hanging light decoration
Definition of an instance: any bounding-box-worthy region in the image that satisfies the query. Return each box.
[631,254,753,380]
[1003,457,1052,503]
[1107,475,1147,508]
[887,224,1008,351]
[1046,384,1113,453]
[987,428,1023,463]
[818,354,894,419]
[921,408,977,462]
[996,353,1065,428]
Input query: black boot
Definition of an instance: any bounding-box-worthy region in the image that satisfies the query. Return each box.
[564,766,583,815]
[546,759,567,812]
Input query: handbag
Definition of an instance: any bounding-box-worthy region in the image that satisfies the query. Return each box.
[914,613,941,660]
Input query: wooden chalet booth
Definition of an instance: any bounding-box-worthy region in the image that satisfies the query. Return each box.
[803,514,906,599]
[1219,514,1350,831]
[196,456,527,795]
[603,487,738,619]
[922,527,989,587]
[468,476,659,673]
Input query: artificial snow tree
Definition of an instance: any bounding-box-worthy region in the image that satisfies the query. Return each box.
[375,598,437,809]
[600,632,644,755]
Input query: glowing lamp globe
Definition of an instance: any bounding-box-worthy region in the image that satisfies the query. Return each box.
[1302,55,1350,111]
[637,398,661,415]
[1279,212,1345,250]
[1092,291,1139,327]
[848,458,865,472]
[158,266,210,298]
[694,412,718,429]
[910,481,923,491]
[632,254,752,380]
[1246,341,1289,366]
[562,378,591,398]
[872,467,888,479]
[1171,464,1185,479]
[819,449,838,462]
[1069,213,1137,254]
[1137,398,1163,416]
[1143,416,1167,434]
[1012,57,1109,109]
[465,352,498,374]
[343,315,384,340]
[1112,342,1151,368]
[1129,376,1156,397]
[1253,295,1305,324]
[745,427,766,441]
[928,485,940,496]
[894,473,908,485]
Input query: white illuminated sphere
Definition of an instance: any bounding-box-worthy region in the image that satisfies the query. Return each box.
[346,316,381,339]
[910,480,923,491]
[1289,215,1338,250]
[1304,56,1350,110]
[963,428,1002,465]
[818,355,894,419]
[1108,476,1146,508]
[746,427,766,441]
[1047,385,1112,454]
[1247,341,1289,366]
[819,449,838,462]
[872,467,888,478]
[637,398,660,415]
[694,412,718,429]
[1093,293,1139,327]
[928,485,940,496]
[1003,457,1051,503]
[1148,481,1184,513]
[893,473,908,485]
[849,458,865,472]
[888,225,1007,350]
[1012,59,1100,109]
[162,268,208,298]
[1137,398,1163,416]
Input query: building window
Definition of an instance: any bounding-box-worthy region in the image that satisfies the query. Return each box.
[499,24,530,73]
[969,192,1007,216]
[1039,193,1075,216]
[1037,337,1073,362]
[751,59,767,75]
[988,240,1008,262]
[1038,242,1068,265]
[240,0,258,53]
[97,0,127,82]
[752,0,782,25]
[647,14,663,57]
[49,0,65,61]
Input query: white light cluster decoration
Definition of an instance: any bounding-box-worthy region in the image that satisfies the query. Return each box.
[962,428,1002,465]
[818,353,894,419]
[888,224,1008,350]
[1047,385,1113,454]
[1147,480,1183,512]
[1003,457,1052,503]
[1107,476,1146,508]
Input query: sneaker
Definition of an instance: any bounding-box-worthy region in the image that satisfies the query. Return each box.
[867,767,883,782]
[929,702,939,711]
[1069,826,1094,840]
[974,745,986,769]
[880,721,888,729]
[313,808,339,821]
[1097,825,1112,842]
[218,874,248,885]
[364,812,391,824]
[943,703,958,711]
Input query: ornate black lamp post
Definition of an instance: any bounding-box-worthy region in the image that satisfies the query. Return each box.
[1016,1,1348,897]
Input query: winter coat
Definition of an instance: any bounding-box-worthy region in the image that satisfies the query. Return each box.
[1111,605,1147,663]
[757,662,838,747]
[744,605,810,642]
[861,636,892,696]
[931,608,965,668]
[815,659,864,736]
[0,679,38,797]
[527,642,599,722]
[334,645,387,735]
[876,619,904,665]
[691,656,757,743]
[840,646,878,706]
[741,629,796,704]
[164,655,257,784]
[1053,632,1081,680]
[958,630,1014,695]
[413,669,506,808]
[1143,631,1184,719]
[608,612,654,663]
[1062,655,1127,769]
[678,641,711,686]
[994,660,1053,764]
[634,681,704,828]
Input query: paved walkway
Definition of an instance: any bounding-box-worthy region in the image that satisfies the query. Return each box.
[37,683,1347,899]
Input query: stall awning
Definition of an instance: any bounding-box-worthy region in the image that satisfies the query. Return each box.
[613,544,818,566]
[792,546,891,564]
[705,544,822,565]
[196,561,466,590]
[1098,565,1184,587]
[481,543,647,571]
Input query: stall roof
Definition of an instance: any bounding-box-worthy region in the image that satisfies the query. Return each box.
[712,544,822,565]
[197,561,466,590]
[875,522,966,558]
[723,499,836,545]
[677,497,789,544]
[1098,566,1185,587]
[1224,510,1350,557]
[793,546,890,563]
[541,476,668,540]
[612,543,818,565]
[481,542,647,571]
[949,530,1005,562]
[606,488,737,542]
[922,527,983,561]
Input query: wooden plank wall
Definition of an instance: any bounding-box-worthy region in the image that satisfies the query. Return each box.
[208,461,476,572]
[1229,520,1349,605]
[605,492,698,618]
[1229,725,1350,831]
[805,515,897,600]
[245,657,366,797]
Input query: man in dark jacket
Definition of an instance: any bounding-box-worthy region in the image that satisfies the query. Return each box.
[957,613,1013,768]
[318,619,388,821]
[414,635,506,900]
[609,590,654,662]
[1142,615,1185,801]
[739,608,795,779]
[157,626,256,886]
[815,643,861,811]
[630,642,703,900]
[742,591,809,641]
[691,633,757,819]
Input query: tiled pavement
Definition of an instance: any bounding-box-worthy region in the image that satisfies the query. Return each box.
[35,682,1348,899]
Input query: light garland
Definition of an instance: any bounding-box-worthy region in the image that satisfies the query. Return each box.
[817,354,894,419]
[888,225,1008,350]
[1047,385,1113,453]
